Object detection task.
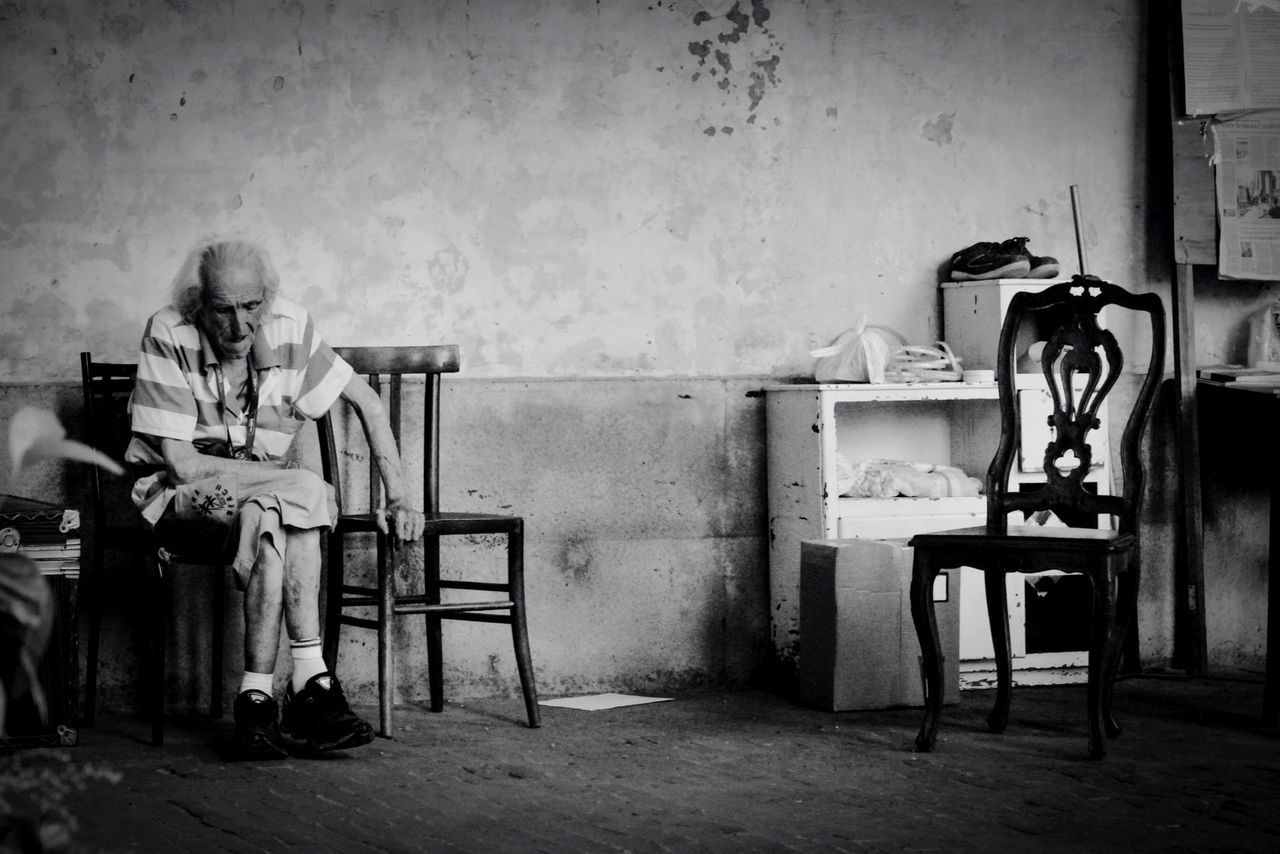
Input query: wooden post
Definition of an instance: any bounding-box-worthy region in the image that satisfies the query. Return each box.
[1070,185,1090,276]
[1171,260,1208,675]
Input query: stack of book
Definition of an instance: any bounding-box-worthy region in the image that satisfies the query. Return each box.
[1196,365,1280,387]
[0,495,81,578]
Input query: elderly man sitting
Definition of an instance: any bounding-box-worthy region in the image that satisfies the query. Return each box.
[126,239,425,759]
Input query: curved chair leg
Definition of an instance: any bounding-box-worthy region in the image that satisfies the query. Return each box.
[985,569,1012,734]
[1087,563,1120,760]
[507,522,540,728]
[1101,563,1136,740]
[909,550,944,752]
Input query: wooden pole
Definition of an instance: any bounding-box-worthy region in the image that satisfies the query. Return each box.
[1173,260,1209,676]
[1071,185,1091,277]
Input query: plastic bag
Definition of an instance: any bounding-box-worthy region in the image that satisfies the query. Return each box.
[884,341,963,383]
[1247,301,1280,370]
[810,317,905,383]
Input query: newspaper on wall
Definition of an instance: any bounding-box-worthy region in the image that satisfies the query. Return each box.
[1181,0,1280,116]
[1213,114,1280,280]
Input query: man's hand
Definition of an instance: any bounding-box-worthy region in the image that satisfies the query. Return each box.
[377,502,425,543]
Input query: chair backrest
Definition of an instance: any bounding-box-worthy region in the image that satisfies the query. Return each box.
[317,345,461,515]
[80,353,142,527]
[986,277,1165,535]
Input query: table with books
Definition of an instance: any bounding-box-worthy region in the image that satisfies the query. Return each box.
[0,495,82,747]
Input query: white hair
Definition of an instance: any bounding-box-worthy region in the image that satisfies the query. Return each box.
[171,240,280,321]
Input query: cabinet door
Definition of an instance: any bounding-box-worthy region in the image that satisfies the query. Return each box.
[959,569,1026,660]
[837,509,984,540]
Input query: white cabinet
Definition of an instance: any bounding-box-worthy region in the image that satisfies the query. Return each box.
[764,382,999,678]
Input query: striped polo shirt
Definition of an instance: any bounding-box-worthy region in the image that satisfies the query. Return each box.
[125,294,353,524]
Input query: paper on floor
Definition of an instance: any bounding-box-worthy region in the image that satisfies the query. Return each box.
[538,693,673,711]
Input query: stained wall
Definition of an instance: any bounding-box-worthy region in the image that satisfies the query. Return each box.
[0,0,1229,711]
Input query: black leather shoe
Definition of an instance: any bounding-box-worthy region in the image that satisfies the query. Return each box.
[233,689,289,760]
[280,672,374,751]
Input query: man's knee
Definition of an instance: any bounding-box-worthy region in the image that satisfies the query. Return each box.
[275,468,328,498]
[240,505,283,581]
[264,468,333,519]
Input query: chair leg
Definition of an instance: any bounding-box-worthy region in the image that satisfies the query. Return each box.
[909,550,944,752]
[507,523,540,728]
[322,533,344,670]
[1102,564,1137,739]
[377,534,394,738]
[210,564,225,719]
[1087,563,1120,760]
[151,555,168,747]
[83,542,105,727]
[424,536,444,714]
[984,569,1012,734]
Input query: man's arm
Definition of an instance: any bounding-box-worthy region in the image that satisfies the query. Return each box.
[338,373,425,543]
[158,437,286,483]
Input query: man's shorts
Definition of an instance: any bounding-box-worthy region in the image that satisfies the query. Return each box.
[159,468,336,589]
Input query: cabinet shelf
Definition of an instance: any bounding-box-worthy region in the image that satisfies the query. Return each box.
[763,381,997,402]
[838,495,986,518]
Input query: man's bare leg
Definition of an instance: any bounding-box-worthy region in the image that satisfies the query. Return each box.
[234,505,289,759]
[278,525,373,750]
[243,524,285,674]
[281,527,327,692]
[281,526,321,641]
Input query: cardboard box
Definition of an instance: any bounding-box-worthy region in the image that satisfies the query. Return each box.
[798,538,960,711]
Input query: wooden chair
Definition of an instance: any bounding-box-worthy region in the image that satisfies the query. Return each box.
[318,345,540,736]
[80,353,230,746]
[908,278,1165,759]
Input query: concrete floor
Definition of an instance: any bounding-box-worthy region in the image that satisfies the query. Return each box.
[8,673,1279,853]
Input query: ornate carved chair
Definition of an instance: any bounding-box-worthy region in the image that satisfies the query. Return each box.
[908,277,1165,759]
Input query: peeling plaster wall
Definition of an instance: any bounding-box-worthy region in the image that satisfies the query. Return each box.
[3,0,1155,381]
[2,1,1221,709]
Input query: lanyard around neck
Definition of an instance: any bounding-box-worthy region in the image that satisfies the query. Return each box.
[211,360,258,460]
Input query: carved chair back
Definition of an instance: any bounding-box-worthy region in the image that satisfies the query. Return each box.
[986,277,1166,536]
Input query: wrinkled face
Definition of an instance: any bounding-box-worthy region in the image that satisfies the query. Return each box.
[197,263,267,362]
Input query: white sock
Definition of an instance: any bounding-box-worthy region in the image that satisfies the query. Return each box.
[290,637,328,693]
[239,671,274,697]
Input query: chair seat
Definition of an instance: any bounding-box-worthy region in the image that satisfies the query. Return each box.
[97,526,156,553]
[153,518,237,566]
[911,524,1135,554]
[335,510,522,537]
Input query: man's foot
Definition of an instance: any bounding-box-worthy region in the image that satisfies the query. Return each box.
[280,672,374,751]
[233,689,289,760]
